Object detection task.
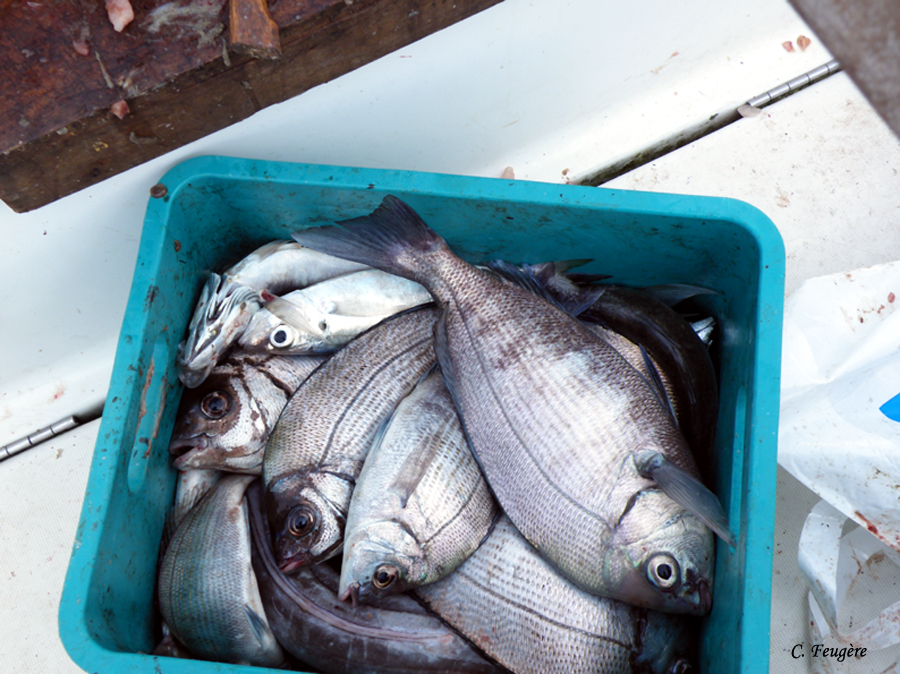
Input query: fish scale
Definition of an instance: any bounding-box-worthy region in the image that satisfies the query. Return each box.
[290,195,720,615]
[263,306,440,570]
[157,474,286,667]
[339,371,499,604]
[438,273,691,568]
[416,516,691,674]
[264,308,438,481]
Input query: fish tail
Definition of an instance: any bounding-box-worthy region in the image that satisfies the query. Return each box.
[292,196,446,280]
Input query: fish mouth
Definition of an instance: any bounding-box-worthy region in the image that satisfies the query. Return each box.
[172,448,204,470]
[169,436,206,457]
[278,558,307,574]
[338,581,360,608]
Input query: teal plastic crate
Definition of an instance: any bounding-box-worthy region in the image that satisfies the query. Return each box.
[59,155,785,674]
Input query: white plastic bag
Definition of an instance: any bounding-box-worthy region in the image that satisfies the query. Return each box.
[779,260,900,665]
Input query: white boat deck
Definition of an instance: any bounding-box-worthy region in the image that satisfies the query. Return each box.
[4,1,898,671]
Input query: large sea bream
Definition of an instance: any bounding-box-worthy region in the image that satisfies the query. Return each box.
[291,195,731,615]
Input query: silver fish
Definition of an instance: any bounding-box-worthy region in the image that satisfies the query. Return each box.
[246,482,500,674]
[226,240,369,291]
[284,268,432,318]
[417,515,695,674]
[154,468,223,660]
[239,291,396,355]
[157,474,287,667]
[339,370,499,606]
[239,269,432,355]
[263,306,439,574]
[177,241,368,388]
[177,273,262,389]
[169,351,326,475]
[291,196,729,615]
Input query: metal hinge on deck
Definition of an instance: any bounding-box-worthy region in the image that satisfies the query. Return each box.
[0,400,104,462]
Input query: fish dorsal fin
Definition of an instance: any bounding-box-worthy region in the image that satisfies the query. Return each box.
[484,260,604,317]
[633,451,735,547]
[244,604,270,647]
[640,283,718,307]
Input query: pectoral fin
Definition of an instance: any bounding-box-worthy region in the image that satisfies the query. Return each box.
[244,604,270,647]
[263,294,321,336]
[634,450,735,547]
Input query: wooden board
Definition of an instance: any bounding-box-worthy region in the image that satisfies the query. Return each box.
[0,0,503,213]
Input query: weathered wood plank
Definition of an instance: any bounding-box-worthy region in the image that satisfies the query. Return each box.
[0,0,503,212]
[229,0,281,59]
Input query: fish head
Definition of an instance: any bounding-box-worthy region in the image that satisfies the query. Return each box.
[266,472,352,573]
[338,520,422,605]
[239,309,327,356]
[177,274,262,388]
[168,366,269,473]
[610,489,715,616]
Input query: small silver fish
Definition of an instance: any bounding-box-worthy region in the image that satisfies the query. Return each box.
[239,291,396,355]
[288,268,433,318]
[169,351,326,474]
[291,196,728,615]
[239,269,432,355]
[157,474,287,667]
[226,240,369,291]
[246,482,500,674]
[263,306,439,574]
[177,241,368,388]
[417,515,695,674]
[339,370,499,606]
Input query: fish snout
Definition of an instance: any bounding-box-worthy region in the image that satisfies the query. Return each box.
[338,581,360,608]
[179,362,214,389]
[274,536,309,574]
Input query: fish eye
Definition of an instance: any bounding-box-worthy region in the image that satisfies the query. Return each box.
[270,326,292,348]
[372,564,399,590]
[199,391,231,419]
[646,554,680,589]
[286,504,317,538]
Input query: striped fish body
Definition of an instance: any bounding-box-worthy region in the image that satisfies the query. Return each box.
[263,306,439,572]
[290,196,717,615]
[416,516,694,674]
[157,474,287,667]
[339,371,500,604]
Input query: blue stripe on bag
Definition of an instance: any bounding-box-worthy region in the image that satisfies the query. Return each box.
[879,392,900,422]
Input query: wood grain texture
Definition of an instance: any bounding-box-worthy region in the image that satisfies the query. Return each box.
[0,0,503,212]
[229,0,281,59]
